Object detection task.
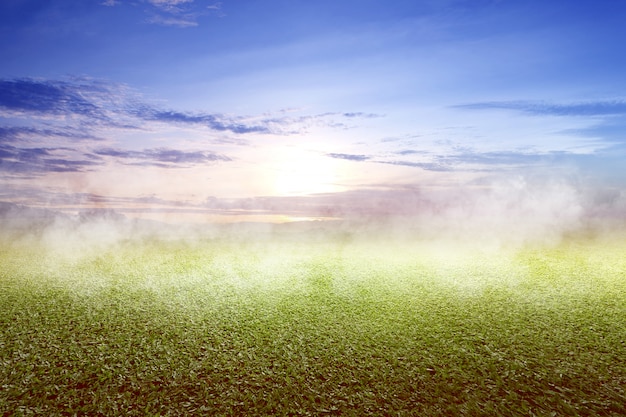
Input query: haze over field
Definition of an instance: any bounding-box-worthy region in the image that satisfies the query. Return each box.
[1,0,625,243]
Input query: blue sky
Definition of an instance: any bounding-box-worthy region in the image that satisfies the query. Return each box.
[1,0,626,223]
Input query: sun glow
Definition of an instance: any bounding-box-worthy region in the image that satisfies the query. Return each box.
[271,146,340,196]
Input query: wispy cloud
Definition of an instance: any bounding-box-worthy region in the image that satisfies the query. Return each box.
[0,78,271,135]
[326,153,371,162]
[342,112,382,119]
[0,79,103,119]
[0,76,383,184]
[323,146,575,173]
[260,111,384,134]
[454,99,626,158]
[388,149,581,172]
[455,100,626,116]
[0,77,378,137]
[139,109,271,134]
[147,0,194,11]
[146,15,199,27]
[0,144,103,175]
[94,147,231,167]
[0,126,103,143]
[0,142,232,175]
[379,160,453,171]
[101,0,224,27]
[395,149,425,156]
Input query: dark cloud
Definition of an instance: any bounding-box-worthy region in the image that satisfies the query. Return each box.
[455,100,626,116]
[327,153,371,161]
[94,147,231,167]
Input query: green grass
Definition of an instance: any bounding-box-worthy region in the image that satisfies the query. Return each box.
[1,237,625,416]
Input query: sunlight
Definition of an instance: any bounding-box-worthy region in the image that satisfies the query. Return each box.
[271,146,340,196]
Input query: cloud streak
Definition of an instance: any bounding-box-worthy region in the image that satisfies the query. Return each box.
[324,148,571,173]
[0,144,102,175]
[1,78,375,138]
[455,100,626,117]
[454,99,626,162]
[140,110,271,134]
[94,147,231,167]
[0,78,272,135]
[0,126,103,143]
[0,79,103,119]
[102,0,225,27]
[326,153,371,162]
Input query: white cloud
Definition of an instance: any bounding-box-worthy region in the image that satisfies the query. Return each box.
[147,0,194,8]
[146,14,198,27]
[100,0,217,27]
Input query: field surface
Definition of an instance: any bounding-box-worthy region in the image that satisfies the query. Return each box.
[1,237,626,416]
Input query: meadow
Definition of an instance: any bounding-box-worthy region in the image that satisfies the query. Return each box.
[1,234,625,416]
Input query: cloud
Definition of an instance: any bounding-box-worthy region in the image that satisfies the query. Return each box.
[379,160,453,171]
[0,126,103,143]
[561,119,626,151]
[99,0,203,26]
[0,144,102,175]
[381,149,583,172]
[147,0,194,10]
[324,146,557,173]
[0,77,272,135]
[1,77,384,138]
[0,187,173,208]
[141,110,271,134]
[146,14,199,27]
[455,99,626,158]
[206,2,222,10]
[0,79,102,118]
[326,153,371,162]
[94,147,231,167]
[396,150,424,155]
[342,112,382,119]
[258,111,384,135]
[1,136,231,177]
[447,150,549,166]
[455,100,626,116]
[110,0,226,27]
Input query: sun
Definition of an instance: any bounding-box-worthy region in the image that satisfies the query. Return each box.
[271,146,339,196]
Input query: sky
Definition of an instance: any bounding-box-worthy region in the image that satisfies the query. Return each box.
[1,0,626,225]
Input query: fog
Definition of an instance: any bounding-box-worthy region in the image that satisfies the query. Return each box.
[1,174,625,257]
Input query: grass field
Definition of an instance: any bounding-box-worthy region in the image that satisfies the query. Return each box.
[1,235,625,416]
